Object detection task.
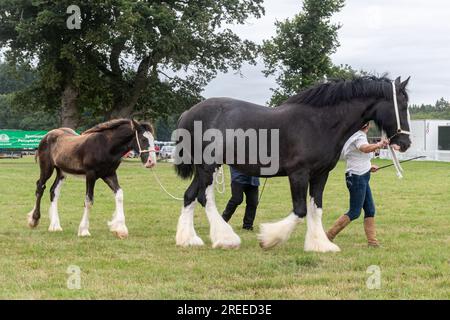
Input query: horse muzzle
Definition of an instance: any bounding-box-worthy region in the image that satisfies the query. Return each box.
[145,159,156,168]
[390,142,410,153]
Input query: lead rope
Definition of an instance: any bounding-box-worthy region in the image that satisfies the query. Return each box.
[389,145,403,179]
[150,165,227,201]
[258,178,268,204]
[215,166,225,194]
[381,130,403,179]
[150,168,184,201]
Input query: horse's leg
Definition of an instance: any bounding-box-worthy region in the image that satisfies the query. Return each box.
[103,173,128,239]
[176,173,204,246]
[28,159,54,228]
[258,169,308,249]
[199,166,241,249]
[305,173,340,252]
[48,169,65,232]
[78,174,96,237]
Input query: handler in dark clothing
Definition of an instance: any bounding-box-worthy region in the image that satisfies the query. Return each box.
[222,167,260,231]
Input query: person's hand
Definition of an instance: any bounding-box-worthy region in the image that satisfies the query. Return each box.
[370,164,379,173]
[377,138,389,148]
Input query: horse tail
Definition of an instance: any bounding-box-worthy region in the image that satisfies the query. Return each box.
[175,162,194,180]
[174,111,195,180]
[35,131,53,164]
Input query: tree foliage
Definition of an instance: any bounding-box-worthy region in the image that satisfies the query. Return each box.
[410,98,450,120]
[0,0,264,128]
[262,0,345,106]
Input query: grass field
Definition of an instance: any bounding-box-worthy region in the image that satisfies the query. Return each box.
[0,156,449,299]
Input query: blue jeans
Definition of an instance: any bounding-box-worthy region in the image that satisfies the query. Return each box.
[345,171,376,221]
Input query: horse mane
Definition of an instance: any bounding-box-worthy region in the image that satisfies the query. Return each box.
[82,119,131,135]
[285,75,407,107]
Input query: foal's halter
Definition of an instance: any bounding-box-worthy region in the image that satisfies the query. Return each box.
[388,81,411,140]
[134,130,156,156]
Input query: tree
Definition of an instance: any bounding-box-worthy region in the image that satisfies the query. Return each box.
[0,1,264,128]
[0,62,58,130]
[409,98,450,120]
[0,63,36,94]
[262,0,345,106]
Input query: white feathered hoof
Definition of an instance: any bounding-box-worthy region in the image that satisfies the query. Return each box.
[258,213,301,250]
[175,210,204,247]
[176,231,205,247]
[78,228,91,237]
[109,221,128,239]
[211,236,241,249]
[258,222,287,249]
[48,220,62,232]
[304,199,341,253]
[48,224,63,232]
[210,224,241,249]
[304,236,341,252]
[27,211,39,229]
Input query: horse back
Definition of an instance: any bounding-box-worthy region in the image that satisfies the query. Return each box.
[178,97,276,130]
[38,128,92,173]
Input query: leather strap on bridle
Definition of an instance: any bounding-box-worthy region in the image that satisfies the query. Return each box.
[389,81,411,140]
[135,130,156,156]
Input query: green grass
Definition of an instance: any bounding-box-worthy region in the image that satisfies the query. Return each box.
[0,156,449,299]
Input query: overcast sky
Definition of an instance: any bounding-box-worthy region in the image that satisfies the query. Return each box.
[203,0,450,106]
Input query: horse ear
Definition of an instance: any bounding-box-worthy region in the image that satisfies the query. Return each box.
[395,76,401,86]
[400,76,411,90]
[131,119,140,131]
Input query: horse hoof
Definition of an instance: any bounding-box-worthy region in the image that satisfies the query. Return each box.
[78,229,91,237]
[112,230,128,239]
[257,225,287,250]
[176,235,205,247]
[211,233,241,249]
[304,239,341,252]
[27,213,39,229]
[258,237,281,250]
[108,221,128,239]
[212,240,241,249]
[258,214,302,250]
[48,225,63,232]
[209,220,241,249]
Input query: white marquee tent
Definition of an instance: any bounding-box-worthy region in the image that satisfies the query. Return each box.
[379,119,450,162]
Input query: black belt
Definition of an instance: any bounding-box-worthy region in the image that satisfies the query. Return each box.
[346,171,370,178]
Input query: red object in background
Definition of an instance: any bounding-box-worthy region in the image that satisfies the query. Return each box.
[123,150,132,158]
[155,145,160,152]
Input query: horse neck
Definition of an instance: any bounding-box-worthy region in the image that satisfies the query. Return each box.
[291,98,378,151]
[108,124,135,156]
[330,98,379,149]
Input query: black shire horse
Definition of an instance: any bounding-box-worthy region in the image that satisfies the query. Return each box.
[27,119,156,239]
[174,76,411,251]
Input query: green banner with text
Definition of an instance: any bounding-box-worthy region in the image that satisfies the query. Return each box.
[0,130,47,149]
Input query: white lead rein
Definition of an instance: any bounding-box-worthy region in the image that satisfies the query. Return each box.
[151,168,184,201]
[383,80,410,179]
[150,165,226,201]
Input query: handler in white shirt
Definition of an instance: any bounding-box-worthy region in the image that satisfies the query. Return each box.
[326,122,389,247]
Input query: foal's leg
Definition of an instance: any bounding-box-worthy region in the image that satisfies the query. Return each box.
[48,169,65,231]
[103,174,128,239]
[28,162,54,228]
[78,175,96,237]
[200,166,241,249]
[258,169,308,249]
[176,174,204,247]
[305,173,340,252]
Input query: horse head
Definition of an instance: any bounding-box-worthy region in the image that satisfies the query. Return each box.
[372,76,412,152]
[131,119,157,168]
